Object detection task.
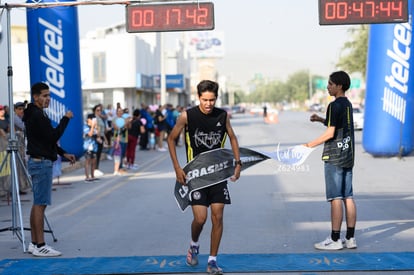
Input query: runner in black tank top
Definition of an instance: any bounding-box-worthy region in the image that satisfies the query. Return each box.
[185,106,227,161]
[167,80,241,274]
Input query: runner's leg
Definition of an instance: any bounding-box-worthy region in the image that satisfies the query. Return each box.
[191,205,208,242]
[210,203,224,256]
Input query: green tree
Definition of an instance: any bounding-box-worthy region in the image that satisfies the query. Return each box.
[234,88,246,104]
[336,25,368,77]
[245,70,311,105]
[285,70,310,102]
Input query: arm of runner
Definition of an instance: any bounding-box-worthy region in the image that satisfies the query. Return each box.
[167,110,187,185]
[225,115,241,182]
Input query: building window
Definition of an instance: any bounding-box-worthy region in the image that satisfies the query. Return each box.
[93,52,106,83]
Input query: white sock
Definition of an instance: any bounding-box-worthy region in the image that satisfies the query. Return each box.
[190,240,199,247]
[208,256,217,263]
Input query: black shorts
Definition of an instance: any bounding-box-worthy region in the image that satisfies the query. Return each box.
[84,151,96,159]
[189,181,231,207]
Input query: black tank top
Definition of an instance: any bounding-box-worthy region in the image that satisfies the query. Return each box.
[185,106,228,162]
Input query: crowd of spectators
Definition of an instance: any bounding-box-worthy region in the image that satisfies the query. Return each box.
[83,102,185,177]
[0,100,185,196]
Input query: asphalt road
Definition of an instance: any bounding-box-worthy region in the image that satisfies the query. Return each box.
[0,111,413,274]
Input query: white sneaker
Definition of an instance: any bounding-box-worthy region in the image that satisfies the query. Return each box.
[157,147,167,152]
[107,155,113,160]
[27,242,36,254]
[32,244,62,257]
[344,237,357,249]
[314,237,343,250]
[94,169,104,177]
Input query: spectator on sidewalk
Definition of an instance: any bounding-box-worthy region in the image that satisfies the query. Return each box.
[13,102,26,132]
[126,109,145,169]
[113,107,131,172]
[14,102,30,194]
[23,82,76,257]
[105,104,115,147]
[0,105,10,195]
[139,104,154,150]
[0,105,9,198]
[154,105,167,152]
[0,105,9,138]
[83,114,99,182]
[92,104,106,177]
[112,132,122,175]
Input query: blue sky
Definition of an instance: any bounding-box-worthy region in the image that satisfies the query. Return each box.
[6,0,351,86]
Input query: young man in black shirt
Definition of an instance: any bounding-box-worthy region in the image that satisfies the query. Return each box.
[305,71,357,250]
[23,82,76,257]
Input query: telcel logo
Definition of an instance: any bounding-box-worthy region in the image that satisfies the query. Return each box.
[383,18,412,123]
[38,17,67,123]
[39,17,65,99]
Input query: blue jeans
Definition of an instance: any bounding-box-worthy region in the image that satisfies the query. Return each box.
[324,162,353,201]
[119,142,127,168]
[28,158,53,205]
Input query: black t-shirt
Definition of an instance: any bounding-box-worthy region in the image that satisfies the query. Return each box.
[129,119,143,137]
[325,97,352,130]
[0,118,9,132]
[23,103,69,161]
[322,97,355,168]
[155,109,167,130]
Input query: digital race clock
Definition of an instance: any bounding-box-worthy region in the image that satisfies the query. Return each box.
[319,0,408,25]
[126,2,214,33]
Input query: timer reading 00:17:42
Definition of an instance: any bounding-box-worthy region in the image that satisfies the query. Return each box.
[319,0,408,25]
[126,2,215,33]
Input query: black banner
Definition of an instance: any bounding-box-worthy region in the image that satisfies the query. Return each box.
[174,147,271,211]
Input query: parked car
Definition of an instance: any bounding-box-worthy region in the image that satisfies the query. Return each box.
[308,103,324,112]
[353,107,364,130]
[232,105,245,114]
[221,106,233,119]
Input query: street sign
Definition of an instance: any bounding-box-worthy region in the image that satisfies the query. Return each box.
[314,78,361,89]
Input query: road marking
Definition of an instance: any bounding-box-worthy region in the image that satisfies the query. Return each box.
[59,153,170,217]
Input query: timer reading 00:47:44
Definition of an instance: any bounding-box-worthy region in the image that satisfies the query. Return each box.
[319,0,408,25]
[126,2,214,33]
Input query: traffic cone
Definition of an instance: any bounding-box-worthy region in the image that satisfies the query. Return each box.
[264,113,278,124]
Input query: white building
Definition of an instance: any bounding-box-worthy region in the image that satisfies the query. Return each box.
[75,23,192,112]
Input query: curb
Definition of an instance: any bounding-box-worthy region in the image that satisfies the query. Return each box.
[60,153,108,174]
[61,159,85,174]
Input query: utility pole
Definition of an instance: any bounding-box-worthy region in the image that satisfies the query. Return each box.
[308,71,313,100]
[160,33,166,105]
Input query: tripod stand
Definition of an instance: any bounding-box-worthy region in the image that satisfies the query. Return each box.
[0,138,26,248]
[0,137,57,252]
[0,5,56,253]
